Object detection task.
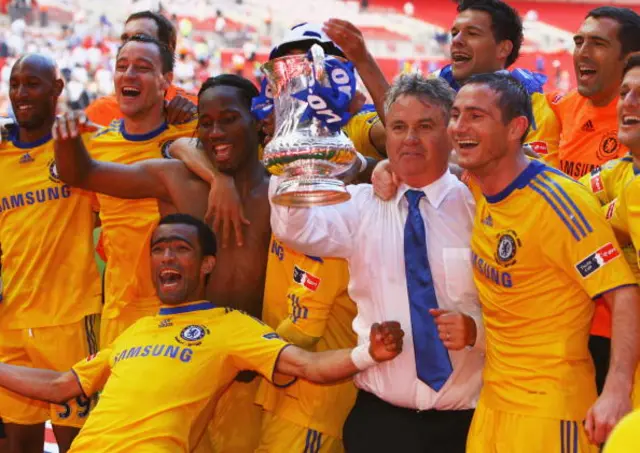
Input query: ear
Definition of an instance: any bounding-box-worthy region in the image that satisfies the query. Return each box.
[496,40,514,67]
[201,256,216,276]
[508,115,529,144]
[53,78,64,97]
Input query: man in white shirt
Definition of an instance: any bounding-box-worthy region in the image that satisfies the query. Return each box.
[270,74,484,452]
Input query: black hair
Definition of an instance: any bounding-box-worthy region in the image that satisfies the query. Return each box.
[157,214,217,257]
[464,73,533,143]
[624,53,640,77]
[118,34,175,74]
[126,10,177,52]
[457,0,523,68]
[587,7,640,57]
[198,74,259,110]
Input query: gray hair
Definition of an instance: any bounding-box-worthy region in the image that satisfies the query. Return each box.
[384,73,456,120]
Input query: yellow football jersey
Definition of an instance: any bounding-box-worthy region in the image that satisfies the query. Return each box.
[589,158,640,278]
[70,301,289,453]
[526,91,561,164]
[342,109,384,160]
[0,133,101,329]
[259,236,357,439]
[471,159,635,420]
[89,120,197,321]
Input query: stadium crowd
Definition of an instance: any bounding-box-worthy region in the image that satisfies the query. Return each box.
[2,0,640,452]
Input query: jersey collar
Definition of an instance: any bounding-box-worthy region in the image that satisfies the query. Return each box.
[485,159,546,204]
[158,301,216,316]
[120,120,168,142]
[9,130,52,149]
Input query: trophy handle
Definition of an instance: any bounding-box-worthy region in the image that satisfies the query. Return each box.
[309,43,327,85]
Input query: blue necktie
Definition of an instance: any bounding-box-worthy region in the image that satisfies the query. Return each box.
[404,190,453,391]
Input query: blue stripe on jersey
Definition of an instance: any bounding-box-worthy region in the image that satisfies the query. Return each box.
[532,176,588,238]
[528,182,581,241]
[539,172,593,234]
[304,429,317,453]
[158,301,216,315]
[560,421,565,453]
[572,421,578,453]
[315,431,322,453]
[305,255,324,263]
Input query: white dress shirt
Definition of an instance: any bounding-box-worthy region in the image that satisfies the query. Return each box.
[270,170,485,411]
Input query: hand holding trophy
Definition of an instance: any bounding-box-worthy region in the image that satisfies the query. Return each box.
[258,44,358,206]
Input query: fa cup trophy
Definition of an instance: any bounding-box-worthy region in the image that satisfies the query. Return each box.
[260,44,357,207]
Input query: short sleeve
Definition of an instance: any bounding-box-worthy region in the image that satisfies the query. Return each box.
[343,111,383,160]
[226,312,291,383]
[541,179,636,299]
[612,178,640,256]
[71,349,112,397]
[276,256,347,347]
[525,93,561,164]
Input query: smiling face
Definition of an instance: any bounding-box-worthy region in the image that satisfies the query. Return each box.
[448,83,522,174]
[574,16,625,106]
[114,40,171,121]
[197,84,259,174]
[150,223,214,305]
[386,94,451,186]
[618,66,640,153]
[450,9,512,82]
[9,57,62,130]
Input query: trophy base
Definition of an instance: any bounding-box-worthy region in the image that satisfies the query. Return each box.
[272,177,351,207]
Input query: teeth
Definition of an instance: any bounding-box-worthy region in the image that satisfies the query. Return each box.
[623,116,640,125]
[160,269,180,278]
[458,140,478,146]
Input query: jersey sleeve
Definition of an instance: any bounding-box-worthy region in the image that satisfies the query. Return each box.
[275,256,347,350]
[541,177,636,299]
[342,111,384,160]
[578,167,610,206]
[71,348,112,397]
[226,312,292,383]
[526,93,561,167]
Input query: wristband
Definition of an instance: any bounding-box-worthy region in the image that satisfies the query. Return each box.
[350,343,378,371]
[356,152,367,173]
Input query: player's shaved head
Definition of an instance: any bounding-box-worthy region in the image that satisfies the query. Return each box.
[12,53,58,80]
[9,53,63,136]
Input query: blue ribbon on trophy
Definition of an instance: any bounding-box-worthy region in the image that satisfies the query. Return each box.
[251,55,356,132]
[292,54,356,132]
[251,78,274,121]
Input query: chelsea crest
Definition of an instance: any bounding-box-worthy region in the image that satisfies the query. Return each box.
[494,230,521,267]
[176,325,209,346]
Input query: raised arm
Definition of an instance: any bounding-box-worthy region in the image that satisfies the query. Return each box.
[53,112,173,202]
[269,176,359,259]
[323,19,390,124]
[275,321,403,384]
[0,364,82,404]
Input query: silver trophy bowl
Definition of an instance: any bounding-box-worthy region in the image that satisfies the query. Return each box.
[261,44,357,207]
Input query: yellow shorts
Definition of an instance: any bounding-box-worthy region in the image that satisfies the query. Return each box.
[256,412,343,453]
[209,378,263,453]
[0,315,100,427]
[467,402,598,453]
[100,305,157,347]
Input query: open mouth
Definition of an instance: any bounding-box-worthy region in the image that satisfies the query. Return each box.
[452,52,472,64]
[578,65,597,81]
[456,139,479,150]
[15,104,34,114]
[213,143,233,161]
[622,115,640,126]
[159,268,182,290]
[121,86,141,98]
